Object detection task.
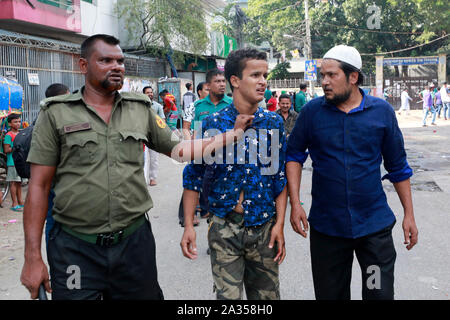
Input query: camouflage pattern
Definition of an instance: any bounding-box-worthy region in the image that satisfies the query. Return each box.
[208,212,280,300]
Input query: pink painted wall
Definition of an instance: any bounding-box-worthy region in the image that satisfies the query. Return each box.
[0,0,81,33]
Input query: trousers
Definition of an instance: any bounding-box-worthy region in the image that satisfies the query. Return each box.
[310,222,396,300]
[47,218,164,300]
[208,213,280,300]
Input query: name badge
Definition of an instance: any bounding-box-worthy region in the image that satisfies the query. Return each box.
[64,122,91,133]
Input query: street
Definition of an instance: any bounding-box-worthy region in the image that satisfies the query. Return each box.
[0,110,449,300]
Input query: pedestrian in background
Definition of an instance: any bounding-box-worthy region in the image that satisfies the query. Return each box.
[295,83,307,112]
[440,81,450,120]
[398,87,412,116]
[182,81,209,140]
[421,83,436,127]
[276,93,298,137]
[267,91,278,112]
[4,113,24,212]
[434,87,442,119]
[143,86,166,186]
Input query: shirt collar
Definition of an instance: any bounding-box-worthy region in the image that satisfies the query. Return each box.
[205,94,232,106]
[226,103,264,119]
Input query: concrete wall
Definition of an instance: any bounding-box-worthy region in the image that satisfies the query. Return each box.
[80,0,119,38]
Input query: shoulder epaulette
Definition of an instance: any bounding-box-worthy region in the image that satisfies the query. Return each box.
[39,93,80,110]
[120,92,152,107]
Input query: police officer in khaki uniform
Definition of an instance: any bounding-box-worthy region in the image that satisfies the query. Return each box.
[20,34,254,300]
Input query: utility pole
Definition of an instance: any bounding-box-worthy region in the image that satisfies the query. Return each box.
[304,0,314,95]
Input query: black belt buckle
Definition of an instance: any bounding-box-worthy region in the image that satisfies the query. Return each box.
[96,230,124,247]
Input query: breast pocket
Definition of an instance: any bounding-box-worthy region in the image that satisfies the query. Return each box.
[65,131,99,165]
[117,131,148,165]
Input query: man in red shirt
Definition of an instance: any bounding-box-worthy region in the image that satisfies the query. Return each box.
[267,91,278,111]
[159,89,179,130]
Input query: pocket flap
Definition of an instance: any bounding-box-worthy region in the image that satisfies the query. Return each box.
[66,131,98,147]
[119,131,148,143]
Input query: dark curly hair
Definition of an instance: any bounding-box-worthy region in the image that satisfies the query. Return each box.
[224,48,267,91]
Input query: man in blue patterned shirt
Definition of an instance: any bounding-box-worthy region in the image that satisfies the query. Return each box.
[286,45,418,300]
[180,48,288,300]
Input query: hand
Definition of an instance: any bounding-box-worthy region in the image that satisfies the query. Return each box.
[233,114,255,132]
[20,257,52,299]
[402,215,418,250]
[269,223,286,265]
[290,202,308,238]
[180,227,198,260]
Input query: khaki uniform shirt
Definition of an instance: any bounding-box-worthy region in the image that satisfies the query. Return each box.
[28,88,180,234]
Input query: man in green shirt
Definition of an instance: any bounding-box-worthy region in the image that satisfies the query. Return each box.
[295,83,307,113]
[264,85,272,103]
[191,69,232,134]
[20,34,254,300]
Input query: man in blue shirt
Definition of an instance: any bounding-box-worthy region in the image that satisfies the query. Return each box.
[286,45,418,300]
[180,48,288,300]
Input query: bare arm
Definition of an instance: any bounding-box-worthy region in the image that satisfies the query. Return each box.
[4,143,12,154]
[393,178,418,250]
[286,161,309,237]
[180,189,199,260]
[20,164,56,299]
[270,185,288,264]
[182,121,192,140]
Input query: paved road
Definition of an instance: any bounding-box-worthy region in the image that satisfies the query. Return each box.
[0,110,449,300]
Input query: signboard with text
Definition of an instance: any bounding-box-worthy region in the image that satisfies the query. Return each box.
[383,57,439,66]
[304,60,317,81]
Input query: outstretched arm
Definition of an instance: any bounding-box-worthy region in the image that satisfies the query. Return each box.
[169,114,254,162]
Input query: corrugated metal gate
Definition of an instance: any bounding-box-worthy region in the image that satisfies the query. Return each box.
[0,43,84,122]
[383,77,437,110]
[0,31,167,123]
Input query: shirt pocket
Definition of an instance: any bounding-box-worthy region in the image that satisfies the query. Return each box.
[117,130,148,165]
[65,131,99,165]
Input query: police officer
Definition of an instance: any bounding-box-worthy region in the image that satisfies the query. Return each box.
[20,34,254,300]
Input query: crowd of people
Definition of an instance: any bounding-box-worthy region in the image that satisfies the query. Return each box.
[393,82,450,127]
[12,34,422,302]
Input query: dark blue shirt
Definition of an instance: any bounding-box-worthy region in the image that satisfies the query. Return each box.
[286,89,413,238]
[183,104,287,227]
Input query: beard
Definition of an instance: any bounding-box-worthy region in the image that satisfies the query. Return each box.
[211,92,225,101]
[101,77,123,91]
[325,88,352,106]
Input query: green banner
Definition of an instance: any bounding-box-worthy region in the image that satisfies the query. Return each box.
[212,32,237,58]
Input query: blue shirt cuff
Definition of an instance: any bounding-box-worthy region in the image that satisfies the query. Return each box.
[286,151,308,165]
[382,164,413,183]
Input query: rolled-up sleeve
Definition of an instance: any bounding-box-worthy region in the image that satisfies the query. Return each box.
[381,109,413,183]
[183,163,205,192]
[286,108,309,165]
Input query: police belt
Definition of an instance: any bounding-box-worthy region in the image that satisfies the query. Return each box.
[61,215,146,247]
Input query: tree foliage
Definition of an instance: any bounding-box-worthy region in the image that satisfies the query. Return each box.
[115,0,209,59]
[215,0,449,72]
[268,61,291,80]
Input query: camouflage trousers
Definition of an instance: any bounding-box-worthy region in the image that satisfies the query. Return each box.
[207,212,280,300]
